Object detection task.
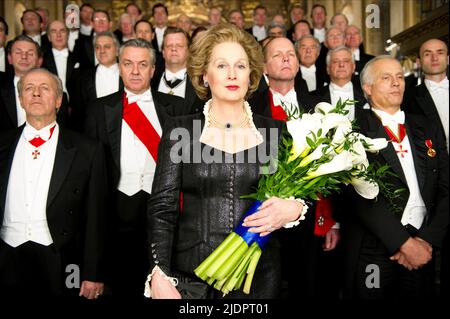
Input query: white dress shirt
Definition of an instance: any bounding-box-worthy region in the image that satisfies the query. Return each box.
[270,87,299,113]
[252,25,267,41]
[330,82,355,120]
[0,47,5,72]
[1,122,59,247]
[95,63,120,98]
[155,27,167,51]
[52,48,69,95]
[352,48,360,61]
[313,28,326,43]
[29,34,41,46]
[80,24,92,36]
[14,76,26,127]
[372,109,427,229]
[158,68,187,98]
[117,89,162,196]
[68,29,79,52]
[300,64,317,92]
[425,77,449,152]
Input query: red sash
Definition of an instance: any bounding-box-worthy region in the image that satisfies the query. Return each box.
[122,93,161,162]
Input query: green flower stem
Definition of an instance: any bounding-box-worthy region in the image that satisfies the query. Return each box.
[213,240,249,280]
[243,247,262,294]
[223,242,257,292]
[194,232,239,279]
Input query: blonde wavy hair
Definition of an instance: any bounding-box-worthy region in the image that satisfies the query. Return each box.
[187,23,264,100]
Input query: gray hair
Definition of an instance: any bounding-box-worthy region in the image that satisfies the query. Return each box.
[326,45,354,65]
[267,22,286,37]
[119,38,156,66]
[330,13,348,25]
[18,67,64,98]
[360,55,394,99]
[294,34,320,52]
[325,26,344,40]
[119,13,135,26]
[94,31,120,56]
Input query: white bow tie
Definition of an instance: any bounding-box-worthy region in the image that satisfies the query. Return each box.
[331,83,352,93]
[428,80,449,91]
[165,70,185,82]
[381,111,405,126]
[23,125,52,141]
[127,91,152,104]
[53,48,69,58]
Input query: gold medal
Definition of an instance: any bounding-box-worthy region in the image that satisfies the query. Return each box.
[427,148,436,157]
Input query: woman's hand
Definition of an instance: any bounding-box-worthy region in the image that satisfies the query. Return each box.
[151,270,182,299]
[242,197,303,236]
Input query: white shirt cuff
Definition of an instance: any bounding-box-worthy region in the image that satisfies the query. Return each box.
[283,197,308,228]
[332,222,340,229]
[144,265,178,298]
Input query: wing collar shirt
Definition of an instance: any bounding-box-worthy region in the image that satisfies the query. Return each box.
[95,63,120,98]
[300,64,317,92]
[372,108,427,229]
[0,47,5,72]
[52,48,69,95]
[1,122,59,247]
[425,77,449,153]
[117,88,162,196]
[252,25,267,41]
[330,81,355,120]
[155,27,167,51]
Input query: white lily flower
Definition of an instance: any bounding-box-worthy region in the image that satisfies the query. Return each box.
[286,115,321,161]
[350,177,379,199]
[314,102,334,115]
[299,144,332,167]
[349,133,388,153]
[305,150,353,179]
[350,141,367,166]
[321,113,352,134]
[331,124,353,146]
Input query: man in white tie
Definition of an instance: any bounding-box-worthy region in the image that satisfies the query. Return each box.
[295,35,327,93]
[345,25,374,77]
[19,9,50,54]
[0,68,107,298]
[245,5,267,41]
[403,39,449,298]
[1,36,44,131]
[312,46,367,121]
[151,3,168,53]
[43,20,78,100]
[340,55,449,299]
[84,39,192,297]
[311,4,327,43]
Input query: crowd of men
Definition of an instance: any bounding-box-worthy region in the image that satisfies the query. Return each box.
[0,2,448,300]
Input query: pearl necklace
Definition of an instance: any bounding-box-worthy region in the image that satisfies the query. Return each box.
[209,108,249,130]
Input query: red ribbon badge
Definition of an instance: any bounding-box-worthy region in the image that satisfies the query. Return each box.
[425,139,437,157]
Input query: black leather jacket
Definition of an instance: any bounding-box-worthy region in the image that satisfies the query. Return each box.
[147,112,284,298]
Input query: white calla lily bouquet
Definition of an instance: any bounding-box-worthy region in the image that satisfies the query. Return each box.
[194,99,395,296]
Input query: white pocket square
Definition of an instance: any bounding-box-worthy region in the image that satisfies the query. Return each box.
[363,103,370,109]
[74,63,80,69]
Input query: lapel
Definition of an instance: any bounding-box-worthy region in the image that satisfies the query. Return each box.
[364,111,407,185]
[415,83,439,118]
[353,84,367,119]
[104,92,123,170]
[47,128,76,208]
[0,128,23,216]
[323,85,331,103]
[152,89,168,127]
[86,34,95,66]
[185,76,196,109]
[45,51,58,75]
[66,51,77,82]
[1,77,18,127]
[88,66,98,99]
[405,115,427,191]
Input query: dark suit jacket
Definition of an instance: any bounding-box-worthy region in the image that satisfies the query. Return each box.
[248,85,317,118]
[72,32,95,70]
[354,52,375,76]
[0,126,108,282]
[403,82,447,147]
[340,110,449,297]
[311,81,368,117]
[151,70,203,114]
[69,65,124,132]
[0,73,70,131]
[84,89,193,190]
[295,65,328,94]
[42,48,79,102]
